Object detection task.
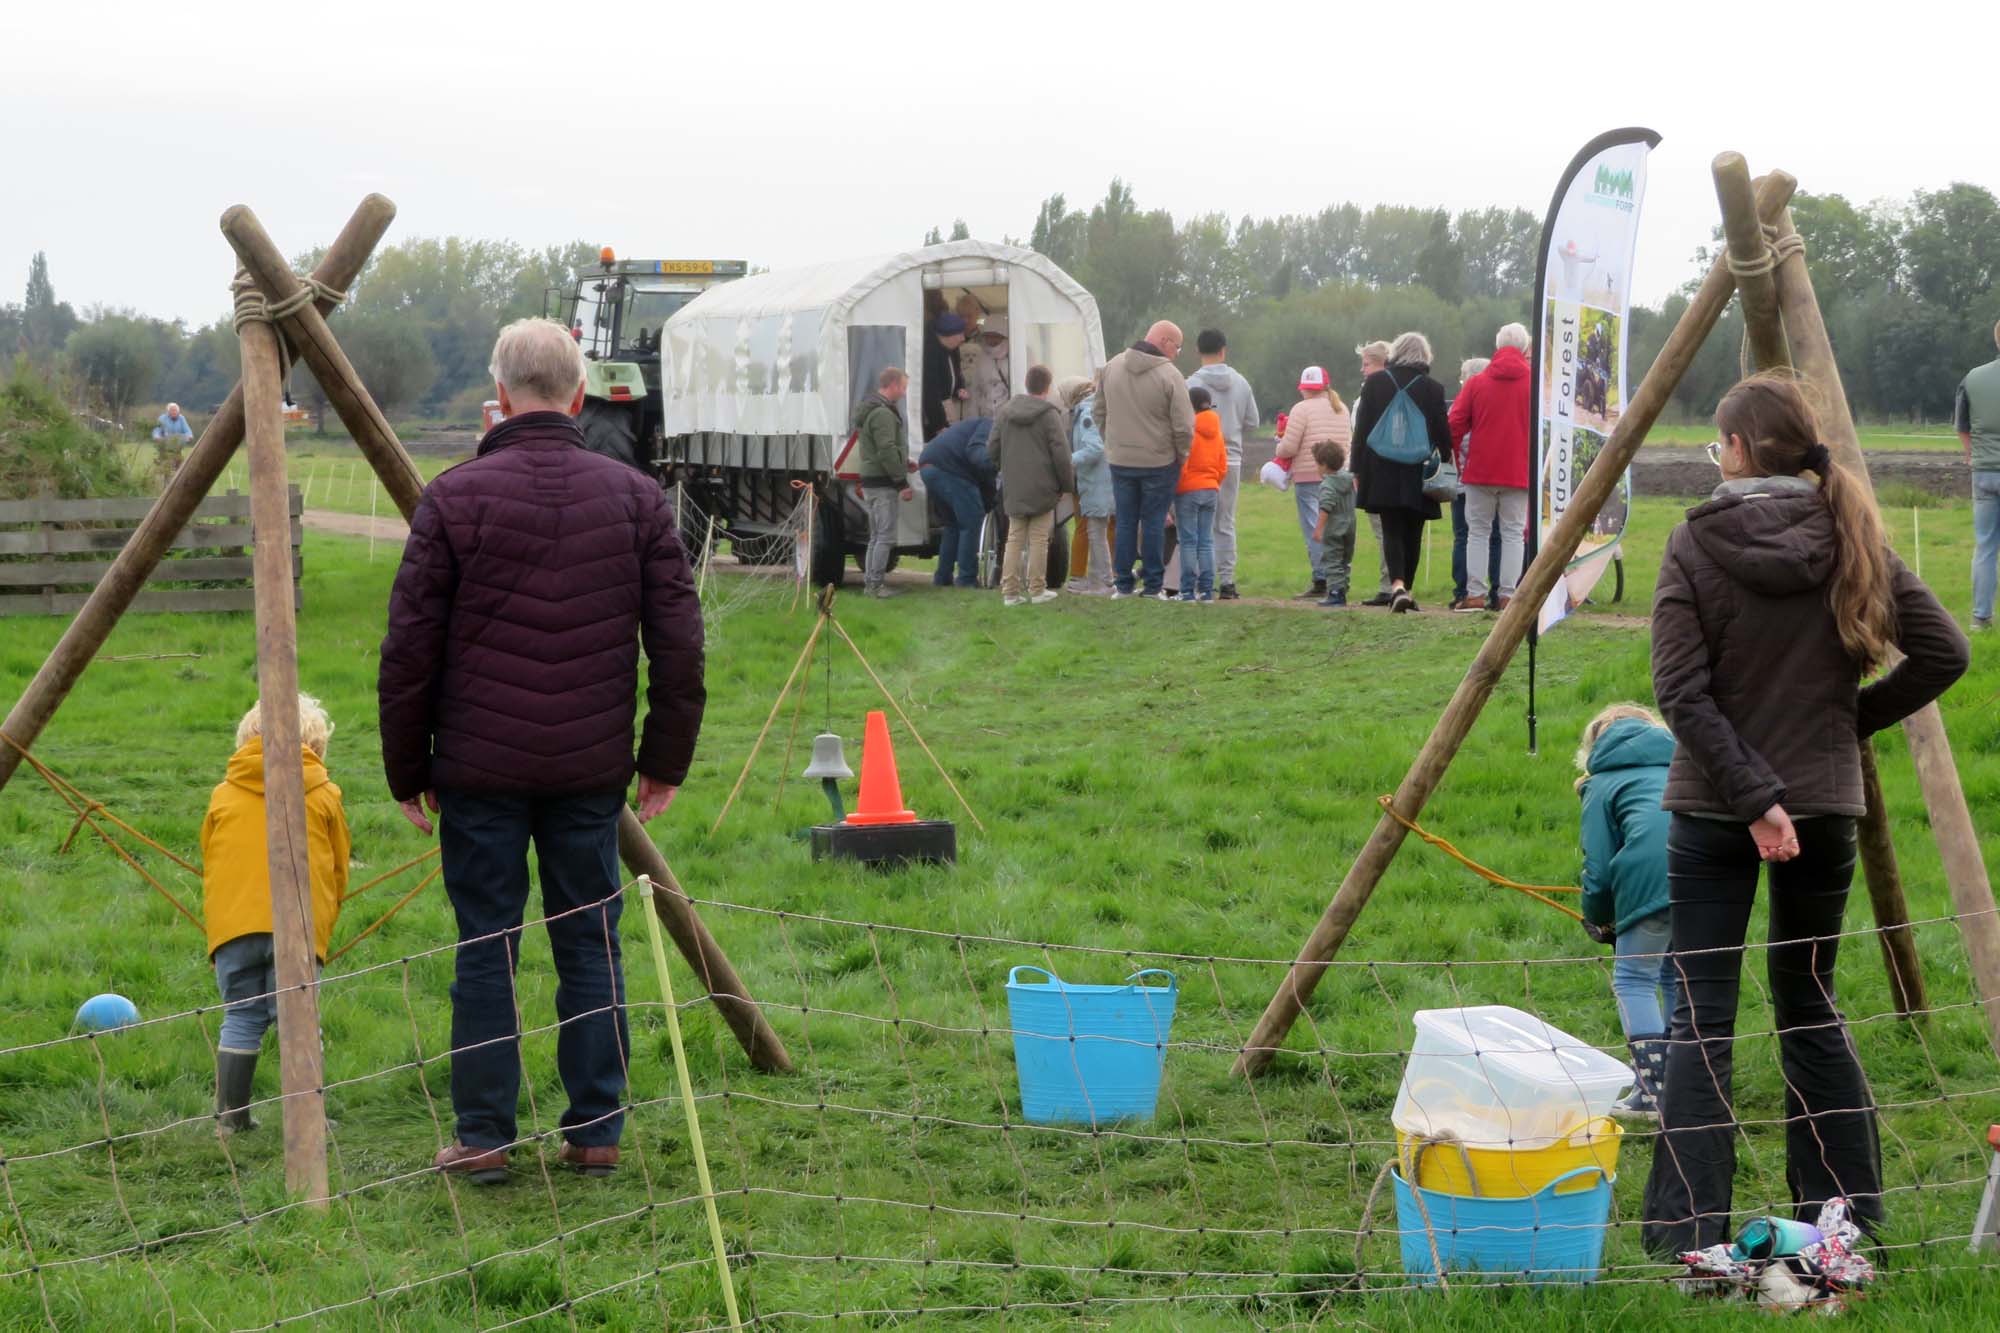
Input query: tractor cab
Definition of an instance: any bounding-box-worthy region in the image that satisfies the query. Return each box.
[545,250,748,470]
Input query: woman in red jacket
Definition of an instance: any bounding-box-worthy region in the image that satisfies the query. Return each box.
[1642,374,1968,1258]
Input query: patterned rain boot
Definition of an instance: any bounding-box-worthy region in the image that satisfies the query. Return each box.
[1611,1034,1666,1122]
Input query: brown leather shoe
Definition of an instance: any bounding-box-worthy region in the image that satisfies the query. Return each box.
[434,1141,509,1184]
[558,1141,620,1176]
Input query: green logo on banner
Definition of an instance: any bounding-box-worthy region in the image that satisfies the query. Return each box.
[1595,165,1635,199]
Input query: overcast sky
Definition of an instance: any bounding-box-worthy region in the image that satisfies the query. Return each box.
[5,2,1994,329]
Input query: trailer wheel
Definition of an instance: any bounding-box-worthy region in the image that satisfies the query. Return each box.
[811,499,847,588]
[979,513,1070,590]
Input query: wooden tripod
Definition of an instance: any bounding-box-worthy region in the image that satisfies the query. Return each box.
[0,197,791,1201]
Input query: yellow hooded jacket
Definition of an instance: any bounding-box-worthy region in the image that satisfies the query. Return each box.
[199,736,351,960]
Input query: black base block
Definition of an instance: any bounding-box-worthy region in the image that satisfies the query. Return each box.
[810,819,957,868]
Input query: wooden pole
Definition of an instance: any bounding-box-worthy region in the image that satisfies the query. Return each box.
[1232,172,1799,1078]
[240,301,330,1204]
[0,195,395,799]
[219,205,426,518]
[1763,205,1929,1016]
[1768,209,1993,1034]
[1713,153,1791,372]
[616,820,794,1074]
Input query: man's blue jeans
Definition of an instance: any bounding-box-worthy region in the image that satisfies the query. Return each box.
[921,465,984,587]
[1110,462,1179,595]
[437,787,630,1150]
[1974,469,1999,623]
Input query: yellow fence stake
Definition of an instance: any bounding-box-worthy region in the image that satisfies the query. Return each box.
[639,874,743,1329]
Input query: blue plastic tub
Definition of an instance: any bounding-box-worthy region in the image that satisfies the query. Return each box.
[1392,1164,1613,1284]
[1005,966,1177,1125]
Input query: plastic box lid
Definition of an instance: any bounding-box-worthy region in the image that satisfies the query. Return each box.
[1391,1005,1635,1150]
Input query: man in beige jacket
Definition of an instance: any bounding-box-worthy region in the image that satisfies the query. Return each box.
[1096,320,1193,597]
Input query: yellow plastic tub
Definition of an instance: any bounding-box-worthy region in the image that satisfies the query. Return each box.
[1396,1117,1621,1198]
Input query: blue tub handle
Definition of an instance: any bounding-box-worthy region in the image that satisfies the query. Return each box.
[1537,1165,1611,1198]
[1125,969,1177,992]
[1007,965,1061,988]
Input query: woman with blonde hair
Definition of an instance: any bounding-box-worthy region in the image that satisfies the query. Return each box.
[1275,366,1352,599]
[1352,332,1450,613]
[1642,373,1969,1257]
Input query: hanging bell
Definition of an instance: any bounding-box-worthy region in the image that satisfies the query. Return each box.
[802,733,853,781]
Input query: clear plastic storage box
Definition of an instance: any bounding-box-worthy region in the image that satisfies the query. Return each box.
[1390,1005,1634,1151]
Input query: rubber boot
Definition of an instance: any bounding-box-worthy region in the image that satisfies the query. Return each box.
[216,1049,260,1135]
[1611,1034,1666,1122]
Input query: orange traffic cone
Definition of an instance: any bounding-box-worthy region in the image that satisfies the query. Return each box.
[843,710,916,825]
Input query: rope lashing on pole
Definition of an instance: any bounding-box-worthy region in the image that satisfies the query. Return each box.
[229,268,350,382]
[2,730,441,949]
[1373,795,1584,922]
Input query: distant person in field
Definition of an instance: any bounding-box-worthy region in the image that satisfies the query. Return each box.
[1354,341,1396,605]
[1352,332,1450,613]
[1642,373,1967,1258]
[852,366,917,599]
[1572,702,1676,1122]
[1448,357,1502,611]
[992,364,1075,605]
[917,414,995,588]
[1183,328,1259,599]
[200,693,350,1137]
[1310,437,1356,608]
[1097,319,1193,598]
[1448,324,1533,612]
[1058,376,1114,596]
[1957,318,2000,631]
[1173,384,1227,601]
[1276,366,1353,600]
[922,312,969,440]
[379,317,706,1184]
[154,402,194,443]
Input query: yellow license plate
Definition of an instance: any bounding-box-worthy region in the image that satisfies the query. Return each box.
[658,260,715,274]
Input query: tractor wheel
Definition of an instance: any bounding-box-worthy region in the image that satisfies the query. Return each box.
[577,399,643,471]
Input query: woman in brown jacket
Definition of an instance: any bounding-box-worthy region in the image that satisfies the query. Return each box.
[1642,374,1969,1258]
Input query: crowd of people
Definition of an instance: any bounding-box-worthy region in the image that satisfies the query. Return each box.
[878,315,1545,609]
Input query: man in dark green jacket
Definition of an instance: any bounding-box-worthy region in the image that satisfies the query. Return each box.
[852,367,913,598]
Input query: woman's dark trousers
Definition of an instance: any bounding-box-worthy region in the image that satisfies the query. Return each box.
[1642,813,1882,1257]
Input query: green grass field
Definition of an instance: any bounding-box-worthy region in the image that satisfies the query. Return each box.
[1,488,1996,1329]
[1644,422,1966,453]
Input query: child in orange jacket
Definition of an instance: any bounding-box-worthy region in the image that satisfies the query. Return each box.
[1174,386,1228,601]
[199,693,351,1134]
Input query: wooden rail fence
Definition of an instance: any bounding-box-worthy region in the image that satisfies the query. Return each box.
[0,488,302,617]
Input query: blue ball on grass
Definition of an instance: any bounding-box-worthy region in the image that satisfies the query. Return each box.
[75,993,140,1033]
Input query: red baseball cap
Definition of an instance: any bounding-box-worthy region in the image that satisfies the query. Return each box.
[1298,365,1329,392]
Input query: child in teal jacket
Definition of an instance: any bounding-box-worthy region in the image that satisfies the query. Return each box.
[1576,704,1678,1121]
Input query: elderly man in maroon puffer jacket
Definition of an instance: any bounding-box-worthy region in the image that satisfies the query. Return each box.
[379,317,704,1184]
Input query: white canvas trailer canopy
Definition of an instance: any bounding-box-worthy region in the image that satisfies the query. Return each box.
[660,240,1106,441]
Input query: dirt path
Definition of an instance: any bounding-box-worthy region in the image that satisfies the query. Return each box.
[302,509,1649,626]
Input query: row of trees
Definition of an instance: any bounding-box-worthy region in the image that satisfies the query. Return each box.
[1010,179,2000,422]
[0,239,598,428]
[7,179,1997,431]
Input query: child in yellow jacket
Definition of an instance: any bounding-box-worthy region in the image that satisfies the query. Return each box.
[200,694,351,1133]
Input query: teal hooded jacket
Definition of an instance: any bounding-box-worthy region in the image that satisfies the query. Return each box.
[1579,718,1675,932]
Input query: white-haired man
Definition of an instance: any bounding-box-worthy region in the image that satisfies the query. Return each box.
[1959,319,2000,631]
[380,317,705,1183]
[1447,323,1533,611]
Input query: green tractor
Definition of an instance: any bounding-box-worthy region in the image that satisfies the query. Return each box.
[546,249,748,470]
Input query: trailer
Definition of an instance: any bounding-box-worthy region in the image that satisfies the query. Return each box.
[657,240,1105,584]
